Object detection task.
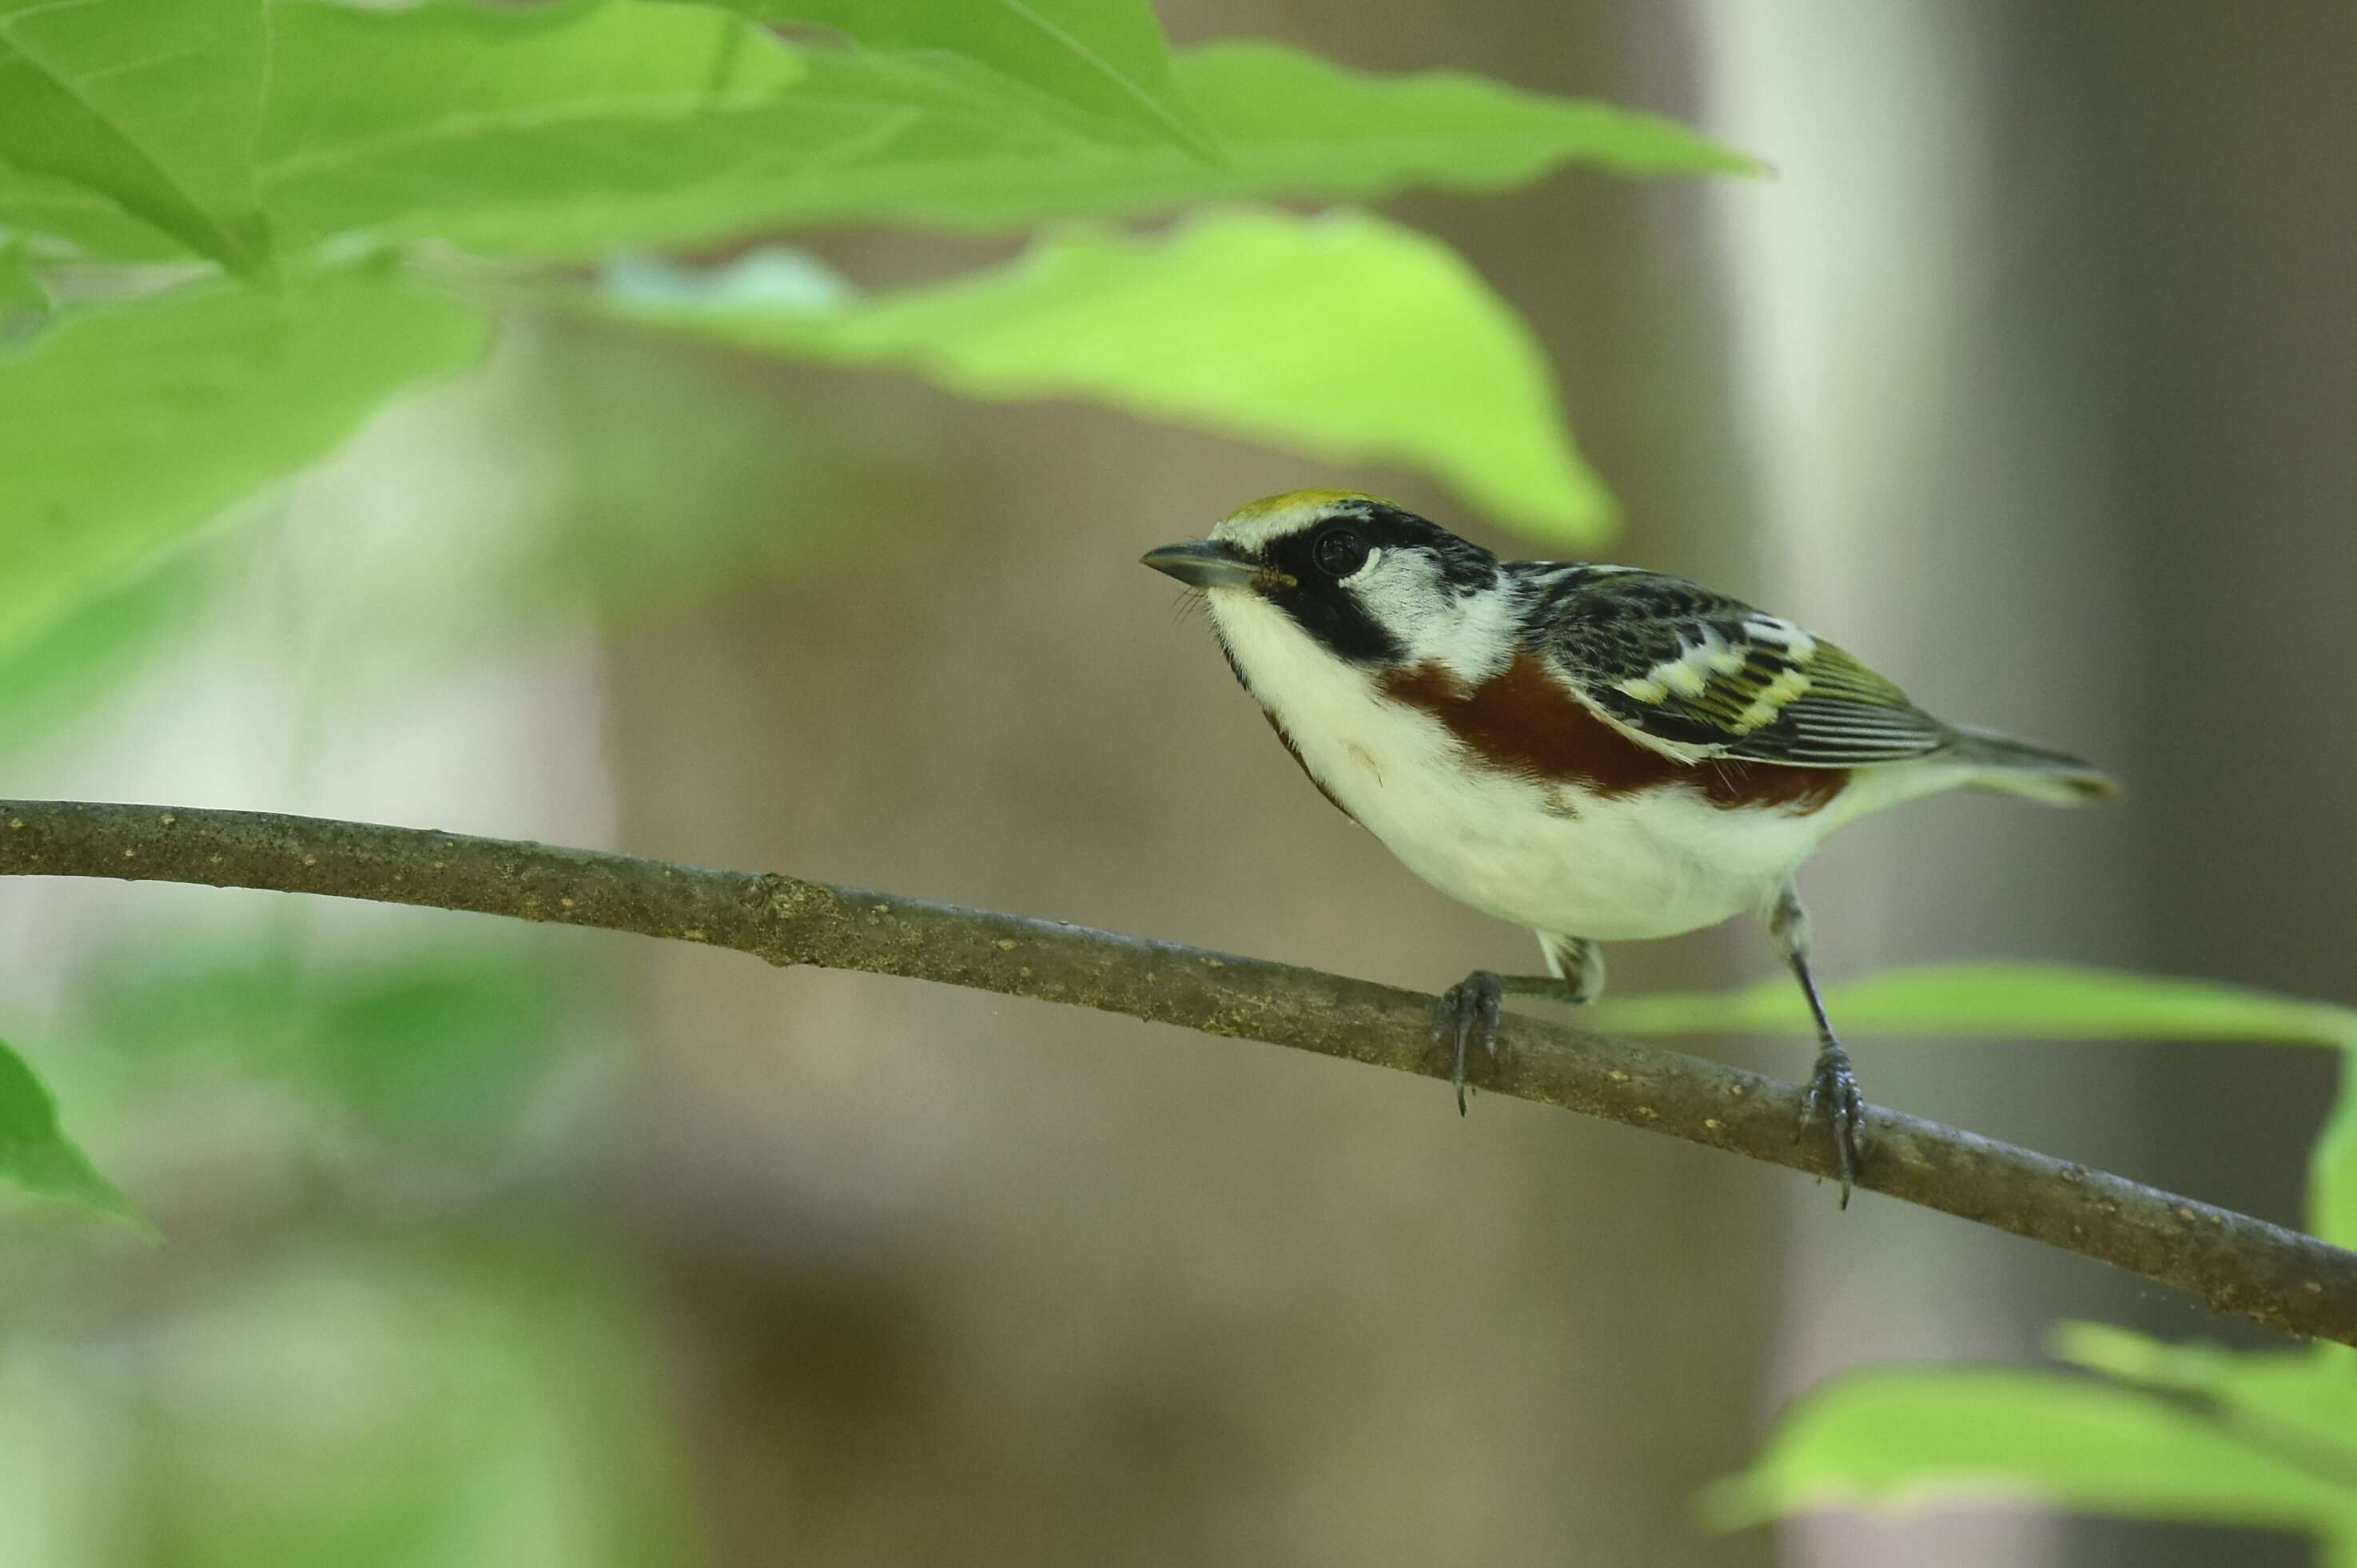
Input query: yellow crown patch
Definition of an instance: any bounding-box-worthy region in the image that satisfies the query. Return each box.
[1224,488,1382,524]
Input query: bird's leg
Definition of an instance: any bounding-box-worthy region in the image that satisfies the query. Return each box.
[1436,935,1602,1114]
[1767,882,1864,1205]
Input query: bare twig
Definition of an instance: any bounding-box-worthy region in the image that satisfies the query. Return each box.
[2,798,2350,1345]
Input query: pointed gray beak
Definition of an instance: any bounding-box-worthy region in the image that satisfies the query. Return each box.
[1141,539,1262,590]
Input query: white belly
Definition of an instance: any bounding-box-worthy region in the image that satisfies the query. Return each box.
[1296,705,1825,941]
[1209,591,1839,942]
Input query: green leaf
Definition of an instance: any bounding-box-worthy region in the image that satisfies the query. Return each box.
[255,0,806,259]
[0,161,190,261]
[0,0,270,273]
[1702,1370,2357,1537]
[1173,37,1759,184]
[0,267,490,666]
[698,0,1222,159]
[2052,1322,2357,1465]
[525,324,870,600]
[0,545,202,759]
[2315,1062,2357,1249]
[0,234,46,332]
[14,1246,696,1565]
[252,1,1752,261]
[593,209,1607,537]
[1588,960,2357,1049]
[0,1033,134,1219]
[88,945,594,1159]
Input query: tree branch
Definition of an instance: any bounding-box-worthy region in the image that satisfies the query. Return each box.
[2,798,2350,1344]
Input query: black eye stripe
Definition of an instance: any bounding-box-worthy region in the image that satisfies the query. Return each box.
[1248,502,1497,667]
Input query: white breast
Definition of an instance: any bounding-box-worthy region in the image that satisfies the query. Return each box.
[1208,590,1844,943]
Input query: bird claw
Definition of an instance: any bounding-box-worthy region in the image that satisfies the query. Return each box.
[1435,971,1506,1114]
[1800,1044,1866,1207]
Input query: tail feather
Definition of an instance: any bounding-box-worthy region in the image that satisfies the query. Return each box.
[1947,725,2120,806]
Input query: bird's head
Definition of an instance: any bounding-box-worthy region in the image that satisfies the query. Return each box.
[1141,491,1507,680]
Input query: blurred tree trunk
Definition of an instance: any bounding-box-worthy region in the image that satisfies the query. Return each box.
[1704,3,2349,1566]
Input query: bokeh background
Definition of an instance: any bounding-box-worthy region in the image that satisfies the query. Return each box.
[3,2,2353,1565]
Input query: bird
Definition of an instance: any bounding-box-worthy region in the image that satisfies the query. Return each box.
[1142,490,2116,1202]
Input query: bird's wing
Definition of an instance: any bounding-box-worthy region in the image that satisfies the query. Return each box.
[1529,568,1951,767]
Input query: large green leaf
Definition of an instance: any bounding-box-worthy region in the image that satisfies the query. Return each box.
[1702,1370,2357,1538]
[254,0,806,258]
[0,0,269,273]
[253,0,1752,260]
[0,267,489,665]
[594,208,1607,537]
[0,1034,133,1219]
[697,0,1220,158]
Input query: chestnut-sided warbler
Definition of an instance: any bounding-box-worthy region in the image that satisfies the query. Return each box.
[1145,491,2115,1202]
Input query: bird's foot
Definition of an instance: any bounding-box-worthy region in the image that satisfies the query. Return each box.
[1800,1041,1866,1208]
[1435,970,1505,1115]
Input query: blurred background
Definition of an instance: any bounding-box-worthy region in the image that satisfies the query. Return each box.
[2,2,2353,1565]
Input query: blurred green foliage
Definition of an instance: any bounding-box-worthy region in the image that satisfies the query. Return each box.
[0,1237,689,1566]
[0,1036,132,1222]
[0,0,273,273]
[83,944,595,1160]
[0,269,489,665]
[0,233,48,330]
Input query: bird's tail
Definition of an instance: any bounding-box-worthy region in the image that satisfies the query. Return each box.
[1947,725,2120,806]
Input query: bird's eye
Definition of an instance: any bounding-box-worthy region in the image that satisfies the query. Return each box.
[1312,526,1370,578]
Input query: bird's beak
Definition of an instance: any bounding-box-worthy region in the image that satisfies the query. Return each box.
[1141,539,1262,590]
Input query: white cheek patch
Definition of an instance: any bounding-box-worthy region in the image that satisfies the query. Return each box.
[1342,555,1517,684]
[1419,574,1522,683]
[1347,556,1443,644]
